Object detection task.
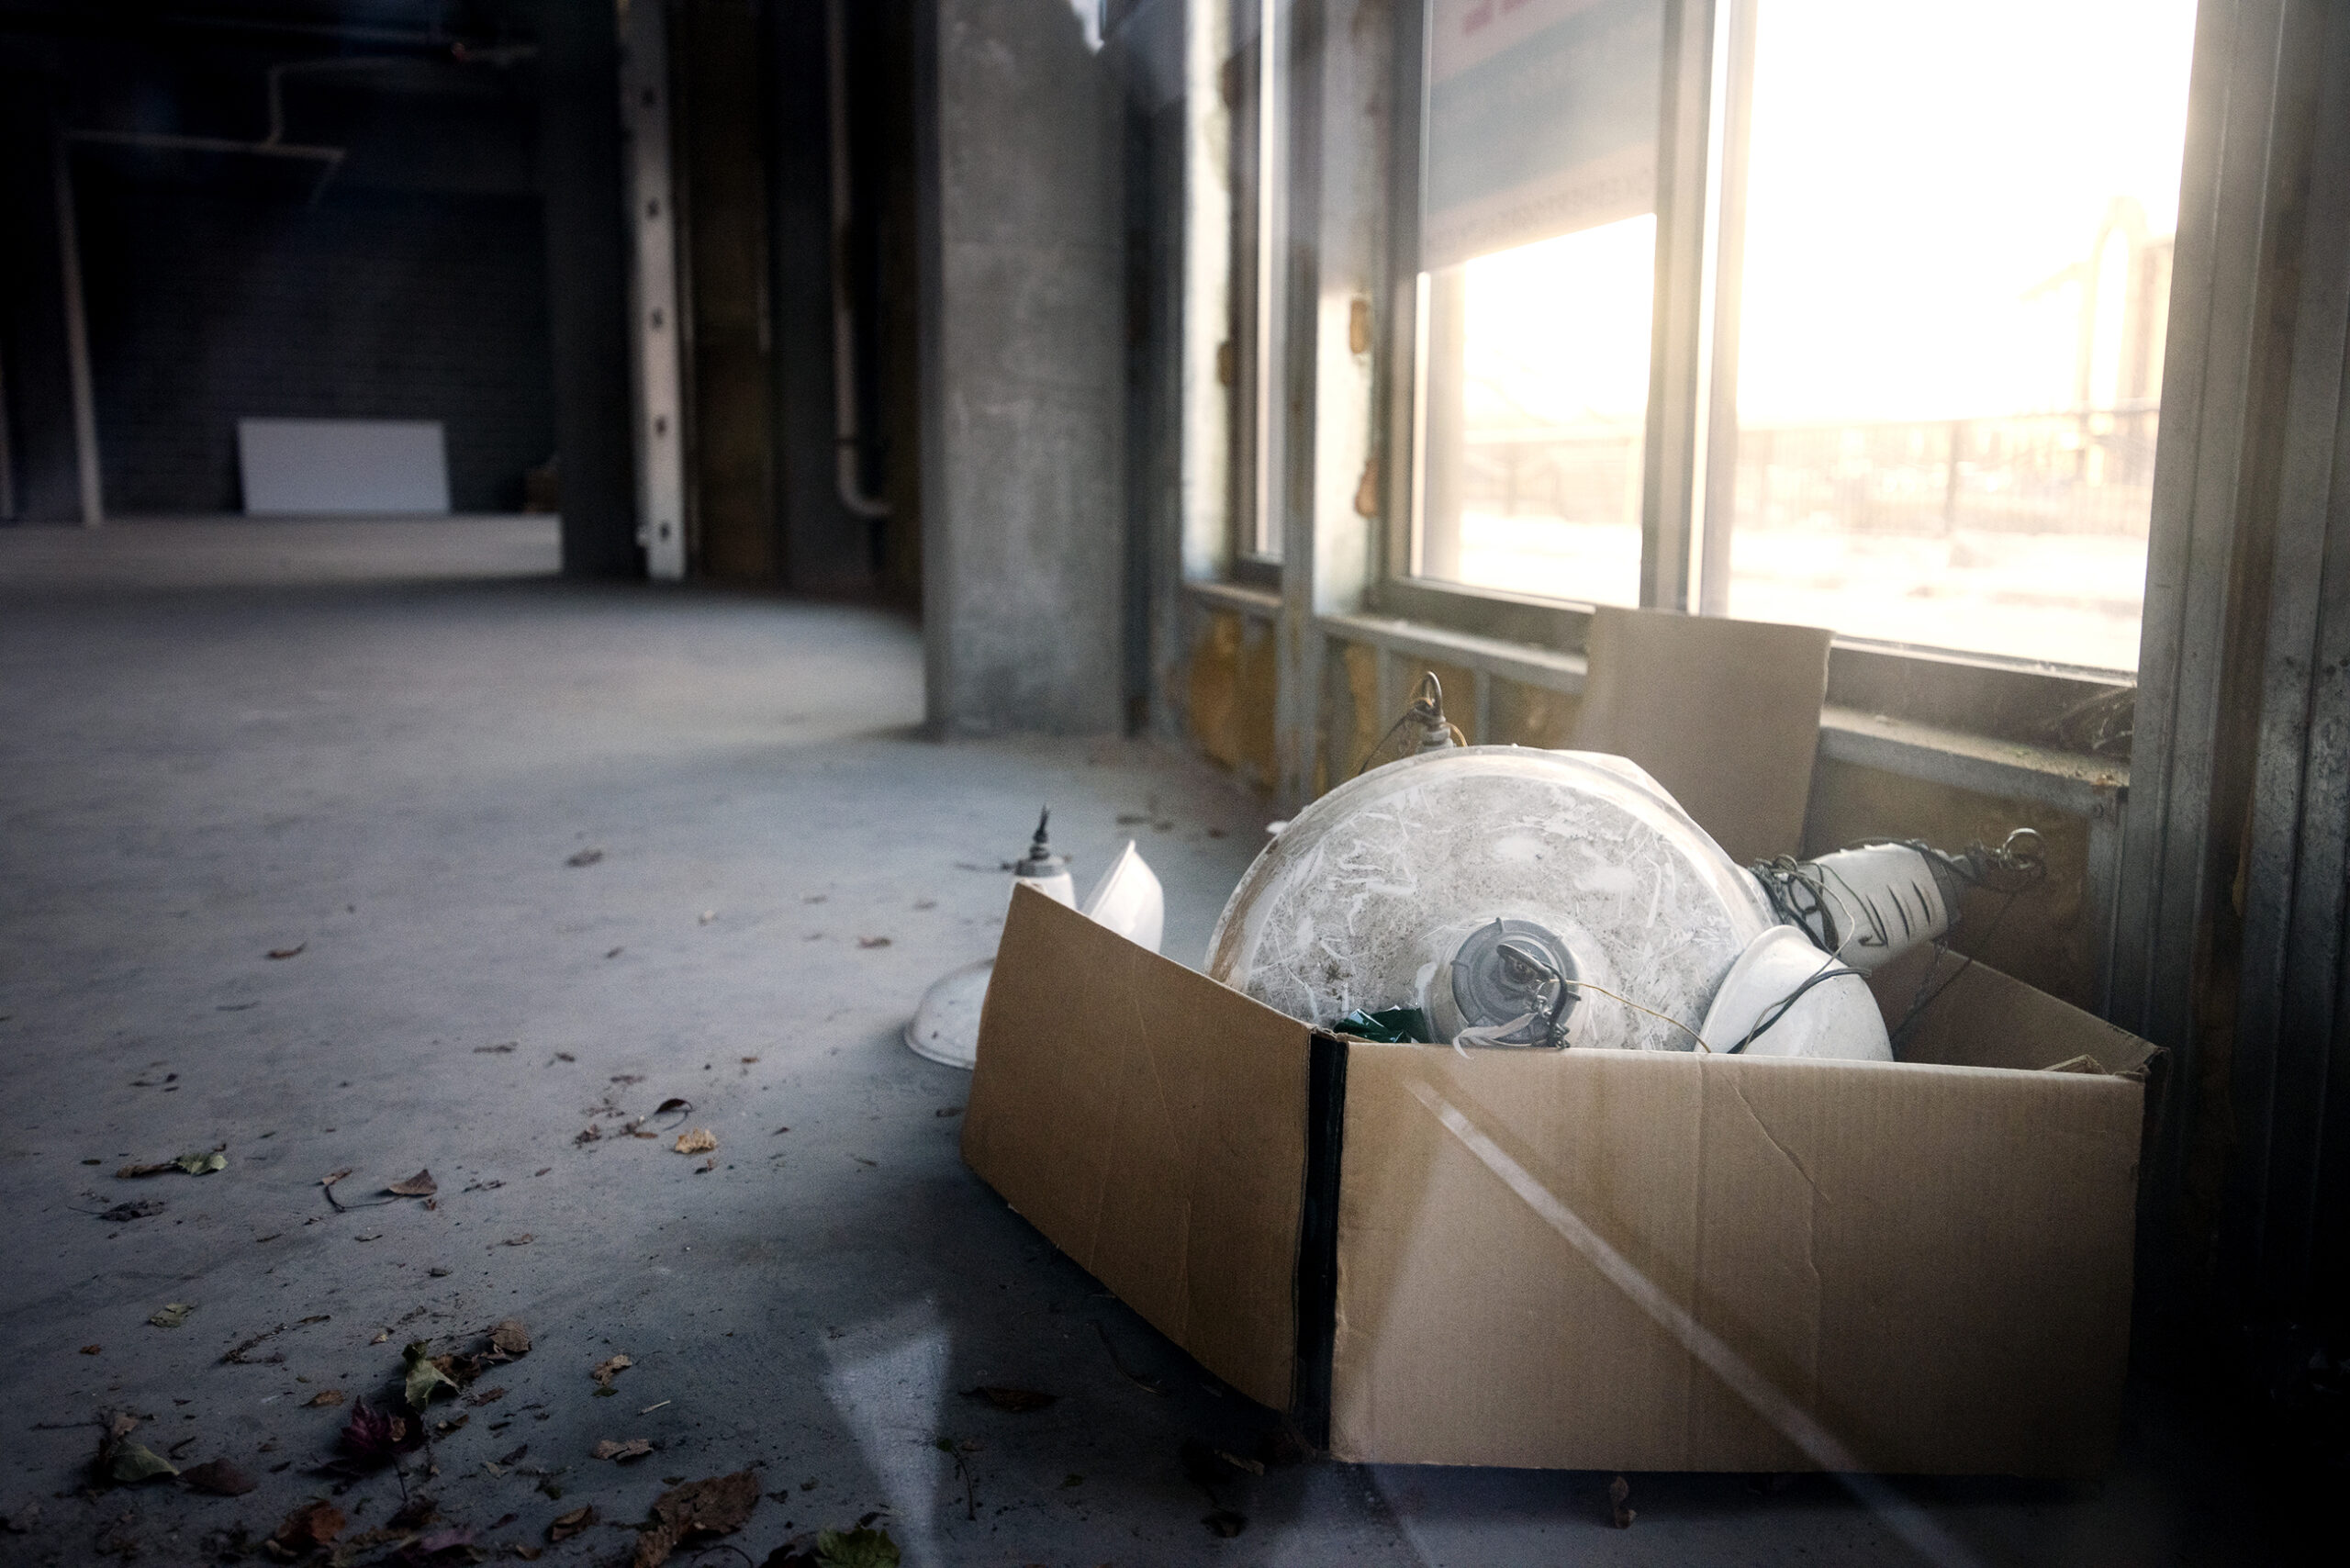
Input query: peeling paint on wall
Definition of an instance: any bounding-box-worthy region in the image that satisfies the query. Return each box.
[1185,609,1278,789]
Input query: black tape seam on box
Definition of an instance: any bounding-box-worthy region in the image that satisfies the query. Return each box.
[1293,1032,1348,1448]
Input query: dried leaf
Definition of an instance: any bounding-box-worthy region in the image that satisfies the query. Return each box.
[674,1130,717,1156]
[221,1324,289,1364]
[575,1124,602,1146]
[591,1438,653,1462]
[403,1341,458,1410]
[565,848,605,867]
[653,1098,691,1116]
[80,1344,100,1355]
[106,1439,178,1484]
[546,1505,595,1542]
[856,936,890,949]
[489,1318,531,1357]
[959,1385,1056,1413]
[636,1470,761,1564]
[405,1525,476,1560]
[473,1041,518,1054]
[148,1303,195,1328]
[270,1500,344,1552]
[386,1170,437,1198]
[591,1353,632,1387]
[266,944,307,960]
[174,1148,228,1176]
[99,1198,164,1222]
[341,1398,421,1464]
[695,1158,716,1173]
[116,1160,176,1178]
[305,1389,344,1408]
[502,1234,533,1247]
[813,1526,901,1567]
[180,1458,258,1496]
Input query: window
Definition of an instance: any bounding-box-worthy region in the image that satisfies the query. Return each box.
[1410,0,1664,607]
[1398,0,2199,674]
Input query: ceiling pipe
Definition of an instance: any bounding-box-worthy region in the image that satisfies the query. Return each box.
[824,0,890,521]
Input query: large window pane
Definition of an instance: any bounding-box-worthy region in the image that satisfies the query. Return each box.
[1715,0,2198,670]
[1412,0,1663,607]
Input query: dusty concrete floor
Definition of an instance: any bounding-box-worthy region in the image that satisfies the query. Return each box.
[0,519,2281,1567]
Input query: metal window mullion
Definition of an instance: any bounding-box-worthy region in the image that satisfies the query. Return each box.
[1253,0,1285,560]
[1380,0,1428,594]
[1694,0,1756,617]
[1272,0,1326,805]
[1639,0,1717,613]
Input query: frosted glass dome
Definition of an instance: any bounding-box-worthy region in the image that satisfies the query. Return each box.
[1205,748,1773,1051]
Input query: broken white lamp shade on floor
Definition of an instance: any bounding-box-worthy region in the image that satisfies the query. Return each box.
[903,838,1164,1070]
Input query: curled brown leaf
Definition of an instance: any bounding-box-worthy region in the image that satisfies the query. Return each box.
[546,1505,595,1542]
[591,1438,653,1462]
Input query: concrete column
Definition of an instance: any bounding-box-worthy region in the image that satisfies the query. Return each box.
[539,0,640,577]
[917,0,1126,735]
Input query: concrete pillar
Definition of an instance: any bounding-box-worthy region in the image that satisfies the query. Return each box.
[539,0,640,577]
[916,0,1126,735]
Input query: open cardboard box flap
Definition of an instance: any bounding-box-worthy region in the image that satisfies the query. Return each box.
[960,884,1315,1411]
[964,887,2153,1476]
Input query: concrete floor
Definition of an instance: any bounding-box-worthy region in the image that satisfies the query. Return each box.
[0,519,2283,1566]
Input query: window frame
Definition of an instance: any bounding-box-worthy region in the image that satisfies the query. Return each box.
[1364,0,2171,743]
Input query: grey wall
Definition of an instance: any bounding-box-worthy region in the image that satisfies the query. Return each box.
[77,181,553,514]
[0,76,78,522]
[918,0,1126,734]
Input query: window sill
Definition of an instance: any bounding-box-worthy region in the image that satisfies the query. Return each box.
[1320,609,2128,815]
[1186,577,1281,618]
[1187,585,2132,814]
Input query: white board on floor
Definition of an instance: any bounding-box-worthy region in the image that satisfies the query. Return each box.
[237,418,451,516]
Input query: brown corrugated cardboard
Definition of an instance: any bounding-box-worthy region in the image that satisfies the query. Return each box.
[1328,1045,2142,1474]
[959,886,1315,1411]
[1572,606,1833,863]
[963,890,2152,1477]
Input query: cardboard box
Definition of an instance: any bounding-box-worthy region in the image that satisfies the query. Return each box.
[962,887,2156,1477]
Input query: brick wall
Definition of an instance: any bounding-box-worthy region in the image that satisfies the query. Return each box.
[76,173,554,514]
